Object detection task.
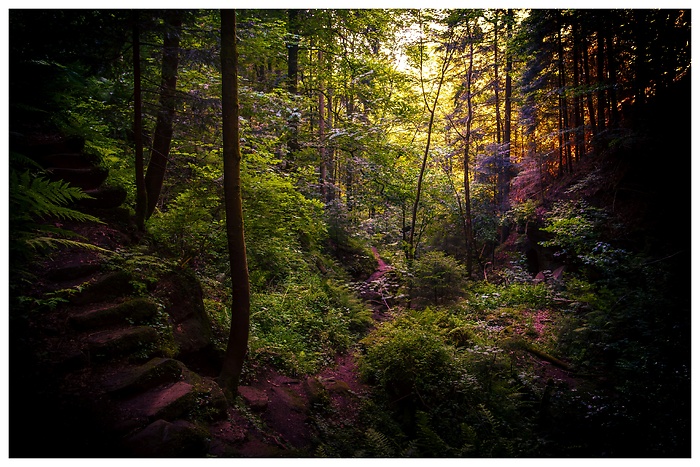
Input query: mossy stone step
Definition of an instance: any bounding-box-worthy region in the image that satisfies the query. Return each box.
[121,419,209,457]
[87,326,159,361]
[46,166,109,190]
[103,357,185,397]
[70,298,159,331]
[41,152,100,169]
[113,380,197,432]
[78,185,127,209]
[70,270,133,306]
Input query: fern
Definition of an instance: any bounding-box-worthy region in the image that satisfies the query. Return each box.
[415,411,452,457]
[9,169,106,257]
[365,428,395,457]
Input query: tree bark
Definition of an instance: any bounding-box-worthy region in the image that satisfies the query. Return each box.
[132,13,147,232]
[582,34,597,136]
[596,28,606,133]
[286,9,300,156]
[409,18,455,261]
[501,9,513,213]
[144,10,182,219]
[219,9,251,397]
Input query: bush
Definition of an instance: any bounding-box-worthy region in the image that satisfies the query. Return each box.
[248,274,371,376]
[411,251,466,304]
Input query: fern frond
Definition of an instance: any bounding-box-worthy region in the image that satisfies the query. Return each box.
[415,411,451,457]
[10,170,103,223]
[365,428,395,457]
[25,236,110,253]
[10,151,43,171]
[479,403,499,433]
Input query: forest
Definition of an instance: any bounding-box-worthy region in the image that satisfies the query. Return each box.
[7,8,691,458]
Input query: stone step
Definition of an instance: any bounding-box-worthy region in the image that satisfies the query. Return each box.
[41,152,100,169]
[16,134,85,160]
[45,261,102,283]
[70,298,159,331]
[86,325,159,361]
[46,166,109,191]
[121,419,209,457]
[103,358,186,398]
[70,270,133,305]
[111,372,228,434]
[78,185,127,209]
[114,380,197,432]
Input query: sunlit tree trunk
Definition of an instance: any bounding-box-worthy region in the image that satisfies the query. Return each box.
[132,12,146,232]
[218,9,251,397]
[556,11,572,176]
[582,34,597,136]
[409,16,455,261]
[144,10,182,219]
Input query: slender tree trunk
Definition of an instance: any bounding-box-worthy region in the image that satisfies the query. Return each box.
[318,50,332,203]
[572,19,583,163]
[596,28,607,133]
[132,13,147,232]
[556,11,572,175]
[492,12,503,208]
[287,9,300,156]
[605,25,619,127]
[501,9,513,214]
[144,10,182,219]
[409,20,455,261]
[219,9,251,397]
[583,35,597,136]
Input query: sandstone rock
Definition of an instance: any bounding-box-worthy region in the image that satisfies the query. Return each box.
[238,385,269,412]
[70,298,158,330]
[122,419,208,457]
[87,326,158,360]
[103,357,185,397]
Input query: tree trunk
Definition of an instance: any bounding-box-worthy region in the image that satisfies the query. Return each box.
[286,9,300,156]
[605,24,619,127]
[409,19,455,261]
[219,9,251,397]
[132,13,147,232]
[501,9,513,214]
[318,50,330,202]
[582,34,597,136]
[556,11,572,175]
[464,22,477,278]
[596,28,606,132]
[144,10,182,219]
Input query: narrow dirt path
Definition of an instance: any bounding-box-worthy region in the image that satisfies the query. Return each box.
[219,247,395,456]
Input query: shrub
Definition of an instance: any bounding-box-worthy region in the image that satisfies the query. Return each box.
[411,251,466,304]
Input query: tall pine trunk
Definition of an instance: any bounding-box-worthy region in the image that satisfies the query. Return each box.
[219,9,251,397]
[144,10,182,219]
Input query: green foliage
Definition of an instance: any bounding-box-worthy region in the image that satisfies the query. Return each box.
[9,169,106,262]
[356,303,544,457]
[410,250,466,304]
[244,171,327,287]
[104,246,178,295]
[540,200,628,276]
[248,275,371,376]
[465,281,553,311]
[359,315,462,401]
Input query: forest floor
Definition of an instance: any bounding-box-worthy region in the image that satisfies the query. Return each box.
[208,247,394,457]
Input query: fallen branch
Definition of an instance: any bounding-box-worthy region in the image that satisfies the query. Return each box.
[521,343,573,372]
